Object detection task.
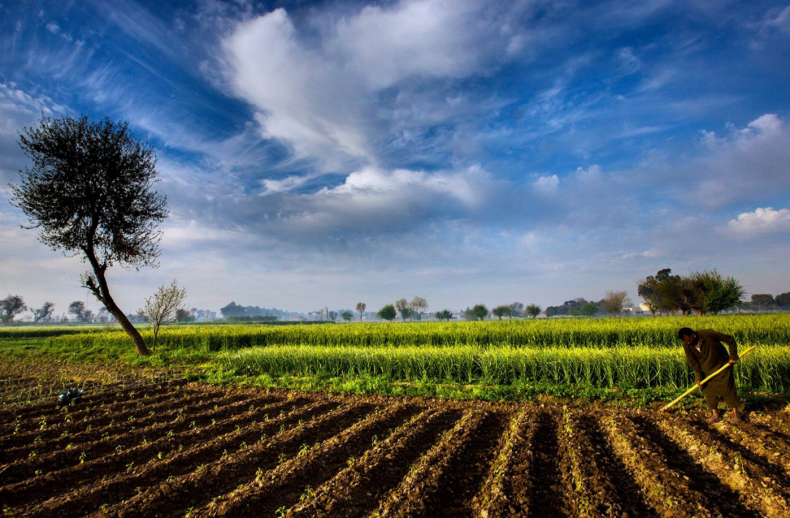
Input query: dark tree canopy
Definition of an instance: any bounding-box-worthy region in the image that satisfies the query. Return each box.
[12,115,167,270]
[471,304,489,321]
[378,304,397,321]
[492,305,512,320]
[11,115,168,355]
[751,294,775,309]
[0,295,27,323]
[435,309,453,321]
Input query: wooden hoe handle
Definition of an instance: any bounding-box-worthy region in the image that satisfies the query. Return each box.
[660,345,757,412]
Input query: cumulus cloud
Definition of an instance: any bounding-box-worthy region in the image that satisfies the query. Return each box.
[726,207,790,236]
[533,174,560,194]
[260,164,493,236]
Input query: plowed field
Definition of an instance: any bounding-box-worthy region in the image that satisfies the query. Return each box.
[3,376,790,518]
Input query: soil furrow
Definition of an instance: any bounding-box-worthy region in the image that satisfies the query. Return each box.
[0,388,185,437]
[557,409,656,518]
[369,409,486,518]
[573,412,656,518]
[0,380,186,426]
[712,419,790,475]
[471,410,538,518]
[0,396,291,511]
[601,412,722,517]
[0,391,242,466]
[1,388,222,451]
[0,384,193,441]
[98,402,374,518]
[200,403,420,518]
[0,393,265,483]
[14,398,321,518]
[653,413,790,518]
[629,414,762,518]
[524,410,569,518]
[287,408,460,518]
[421,411,507,518]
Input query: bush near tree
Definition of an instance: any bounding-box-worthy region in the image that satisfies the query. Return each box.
[138,280,187,351]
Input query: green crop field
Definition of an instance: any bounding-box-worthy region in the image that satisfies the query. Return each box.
[3,314,789,402]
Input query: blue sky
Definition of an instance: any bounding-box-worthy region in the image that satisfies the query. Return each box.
[1,0,789,316]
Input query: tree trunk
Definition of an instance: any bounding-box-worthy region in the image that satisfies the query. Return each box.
[83,246,150,356]
[109,305,150,355]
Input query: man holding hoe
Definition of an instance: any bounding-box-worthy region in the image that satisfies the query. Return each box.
[678,327,742,423]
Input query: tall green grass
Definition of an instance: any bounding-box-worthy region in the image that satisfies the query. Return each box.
[39,314,790,394]
[219,344,790,392]
[46,314,790,351]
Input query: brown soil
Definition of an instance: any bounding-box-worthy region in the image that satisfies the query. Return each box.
[3,374,790,518]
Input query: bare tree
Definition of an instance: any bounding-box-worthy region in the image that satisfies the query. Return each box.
[355,302,366,321]
[137,280,186,351]
[411,296,428,322]
[11,115,168,355]
[395,298,411,321]
[599,291,633,317]
[1,295,27,323]
[33,302,55,322]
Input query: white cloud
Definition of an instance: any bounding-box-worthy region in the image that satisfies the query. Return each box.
[220,1,531,169]
[533,174,560,194]
[330,0,512,90]
[575,164,603,183]
[269,164,491,234]
[223,8,372,166]
[726,207,790,236]
[746,113,782,134]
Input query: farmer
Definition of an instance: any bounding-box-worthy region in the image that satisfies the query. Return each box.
[678,327,741,424]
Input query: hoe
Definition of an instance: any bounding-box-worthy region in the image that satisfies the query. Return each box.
[661,345,757,412]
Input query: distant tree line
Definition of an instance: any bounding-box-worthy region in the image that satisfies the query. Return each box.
[220,302,302,321]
